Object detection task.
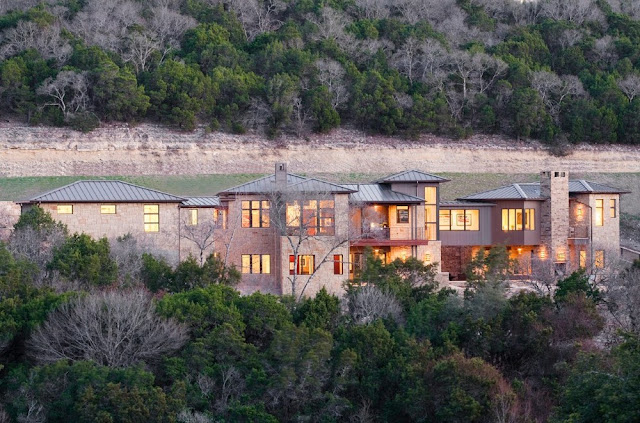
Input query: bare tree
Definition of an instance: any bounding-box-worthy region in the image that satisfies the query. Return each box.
[149,6,197,61]
[419,39,449,90]
[603,266,640,336]
[36,71,90,118]
[122,33,160,74]
[308,7,351,43]
[540,0,604,25]
[28,289,188,367]
[8,226,66,276]
[177,410,212,423]
[618,74,640,102]
[346,284,403,325]
[109,233,144,285]
[391,37,422,83]
[181,215,218,265]
[355,0,391,20]
[207,0,287,41]
[315,59,350,109]
[0,21,72,63]
[531,70,586,121]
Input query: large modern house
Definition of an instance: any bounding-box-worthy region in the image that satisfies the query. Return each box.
[17,165,629,296]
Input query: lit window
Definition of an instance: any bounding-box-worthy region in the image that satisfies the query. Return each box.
[595,250,604,268]
[425,187,437,240]
[556,251,566,262]
[188,209,198,226]
[610,199,616,218]
[144,204,159,232]
[57,205,73,214]
[525,209,535,230]
[286,199,335,236]
[439,209,479,231]
[213,208,227,228]
[100,205,116,214]
[501,208,531,231]
[241,254,270,274]
[333,254,343,275]
[579,250,586,268]
[289,255,315,275]
[396,205,409,224]
[595,199,604,226]
[242,200,270,228]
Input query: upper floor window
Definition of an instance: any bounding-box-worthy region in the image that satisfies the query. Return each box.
[440,209,479,231]
[241,254,270,274]
[397,205,409,223]
[144,205,159,232]
[610,199,616,218]
[188,209,198,226]
[286,200,335,236]
[213,208,227,229]
[57,205,73,214]
[595,199,604,226]
[501,208,535,231]
[100,205,116,214]
[242,200,269,228]
[290,255,315,275]
[425,187,437,240]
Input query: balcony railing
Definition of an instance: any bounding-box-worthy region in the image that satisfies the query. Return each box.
[361,227,390,240]
[356,227,427,241]
[569,225,589,239]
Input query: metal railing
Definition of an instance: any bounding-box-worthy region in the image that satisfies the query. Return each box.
[569,225,589,239]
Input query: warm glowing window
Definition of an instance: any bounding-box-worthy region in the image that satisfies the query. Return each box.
[286,200,334,236]
[143,204,159,232]
[289,255,315,275]
[439,209,479,231]
[610,199,616,218]
[57,205,73,214]
[525,209,535,230]
[425,187,437,240]
[396,205,409,223]
[241,254,270,274]
[579,250,586,268]
[333,254,343,275]
[242,200,270,228]
[213,208,227,228]
[100,205,116,214]
[595,199,604,226]
[188,209,198,226]
[502,209,530,231]
[594,250,605,268]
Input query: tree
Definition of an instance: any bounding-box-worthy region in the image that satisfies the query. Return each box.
[28,289,188,367]
[181,215,217,266]
[617,74,640,102]
[531,70,586,122]
[36,71,90,119]
[346,284,404,325]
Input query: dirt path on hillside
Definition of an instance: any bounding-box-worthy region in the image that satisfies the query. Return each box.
[1,124,639,176]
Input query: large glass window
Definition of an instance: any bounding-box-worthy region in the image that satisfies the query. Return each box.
[144,205,159,232]
[595,199,604,226]
[579,250,586,268]
[241,254,270,274]
[439,209,479,231]
[525,208,535,230]
[501,208,535,231]
[289,255,315,275]
[425,187,437,240]
[610,199,616,218]
[286,200,335,236]
[396,205,409,223]
[100,205,116,214]
[213,208,227,229]
[57,205,73,214]
[242,200,269,228]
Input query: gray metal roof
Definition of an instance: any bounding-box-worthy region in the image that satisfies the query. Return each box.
[181,197,221,207]
[376,170,450,183]
[219,173,355,195]
[439,200,495,207]
[345,184,424,203]
[460,180,629,201]
[22,180,185,203]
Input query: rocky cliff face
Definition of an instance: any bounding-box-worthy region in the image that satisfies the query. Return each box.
[1,123,640,177]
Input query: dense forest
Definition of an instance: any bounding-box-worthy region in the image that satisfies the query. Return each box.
[3,0,640,143]
[1,207,640,422]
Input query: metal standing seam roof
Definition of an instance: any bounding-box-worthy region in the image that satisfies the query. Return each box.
[439,200,495,207]
[181,197,221,207]
[376,170,450,183]
[218,173,355,195]
[344,184,424,203]
[20,180,186,203]
[460,180,629,201]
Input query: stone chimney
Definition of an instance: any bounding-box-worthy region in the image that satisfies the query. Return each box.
[539,171,569,267]
[275,162,287,188]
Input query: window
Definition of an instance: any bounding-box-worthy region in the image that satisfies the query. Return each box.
[594,250,605,268]
[188,209,198,226]
[242,200,269,228]
[286,200,335,236]
[425,187,437,240]
[289,255,315,275]
[213,208,227,229]
[396,205,409,223]
[610,199,616,218]
[595,199,604,226]
[501,208,534,231]
[101,205,116,214]
[525,208,535,230]
[579,250,586,268]
[57,205,73,214]
[241,254,270,274]
[333,254,343,275]
[144,205,159,232]
[439,209,479,231]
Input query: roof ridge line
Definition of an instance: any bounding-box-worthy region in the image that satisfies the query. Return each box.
[580,180,594,192]
[513,183,528,199]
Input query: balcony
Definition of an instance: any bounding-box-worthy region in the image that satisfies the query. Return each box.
[351,226,429,247]
[568,225,590,245]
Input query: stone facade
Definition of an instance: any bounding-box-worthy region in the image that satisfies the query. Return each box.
[539,171,570,268]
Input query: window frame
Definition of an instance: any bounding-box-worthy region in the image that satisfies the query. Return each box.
[610,199,616,218]
[286,199,335,236]
[143,204,159,232]
[241,254,271,274]
[188,209,198,226]
[425,187,437,241]
[595,199,604,226]
[439,209,479,231]
[396,205,410,224]
[594,250,605,269]
[289,255,315,275]
[100,204,116,214]
[501,208,535,231]
[242,200,270,228]
[57,205,73,214]
[333,254,343,275]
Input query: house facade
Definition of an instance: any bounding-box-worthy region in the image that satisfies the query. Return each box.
[17,167,628,296]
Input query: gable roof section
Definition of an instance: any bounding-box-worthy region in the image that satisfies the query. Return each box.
[21,180,185,203]
[181,197,221,207]
[219,173,355,195]
[460,180,629,201]
[376,170,450,183]
[344,184,424,203]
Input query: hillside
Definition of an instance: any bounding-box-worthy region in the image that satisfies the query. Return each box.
[3,0,640,144]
